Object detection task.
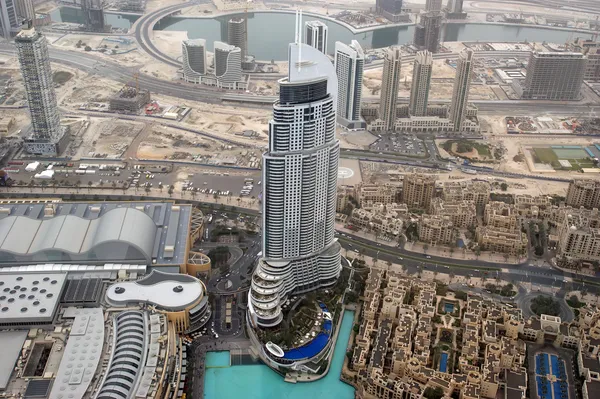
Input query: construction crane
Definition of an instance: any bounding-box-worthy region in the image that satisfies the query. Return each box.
[593,16,599,42]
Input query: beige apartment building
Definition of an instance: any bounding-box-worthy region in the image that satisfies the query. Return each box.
[351,208,404,236]
[418,214,455,245]
[557,208,600,261]
[484,202,520,231]
[476,226,528,256]
[403,174,437,209]
[442,180,490,207]
[566,179,600,209]
[430,198,477,228]
[358,183,401,207]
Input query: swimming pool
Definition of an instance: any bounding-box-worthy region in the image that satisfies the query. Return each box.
[444,303,454,313]
[439,353,448,373]
[204,311,356,399]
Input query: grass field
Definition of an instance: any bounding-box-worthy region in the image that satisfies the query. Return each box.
[532,147,595,171]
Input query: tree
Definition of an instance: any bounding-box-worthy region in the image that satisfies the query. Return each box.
[111,181,117,190]
[145,186,151,196]
[530,295,561,316]
[158,182,163,192]
[500,182,508,191]
[40,180,47,191]
[424,386,444,399]
[168,185,174,197]
[28,179,34,192]
[87,180,93,192]
[75,180,82,192]
[84,45,92,51]
[122,182,128,194]
[423,244,429,253]
[75,40,82,48]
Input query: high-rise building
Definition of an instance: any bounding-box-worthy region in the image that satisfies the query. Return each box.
[446,0,467,18]
[304,20,328,54]
[0,0,19,38]
[335,40,365,130]
[413,12,442,53]
[566,179,600,209]
[16,27,65,156]
[379,47,401,131]
[181,39,207,83]
[376,0,409,23]
[449,48,474,131]
[402,173,436,209]
[81,0,105,32]
[425,0,442,12]
[409,50,433,117]
[570,38,600,81]
[512,52,587,100]
[14,0,33,21]
[248,40,341,328]
[213,41,242,89]
[227,17,247,59]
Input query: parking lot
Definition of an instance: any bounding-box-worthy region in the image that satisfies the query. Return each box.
[370,134,426,156]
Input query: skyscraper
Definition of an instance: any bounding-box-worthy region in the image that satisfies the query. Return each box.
[0,0,19,38]
[413,12,442,53]
[449,48,474,132]
[181,39,207,83]
[214,41,242,89]
[376,0,409,22]
[14,0,34,21]
[227,17,247,59]
[81,0,105,32]
[425,0,442,12]
[305,20,328,54]
[512,52,587,100]
[335,40,365,129]
[16,27,65,156]
[446,0,467,18]
[379,47,401,131]
[409,50,433,117]
[248,38,341,328]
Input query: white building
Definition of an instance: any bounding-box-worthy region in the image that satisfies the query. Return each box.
[409,50,433,117]
[214,41,242,89]
[0,0,19,38]
[335,40,366,130]
[248,41,341,328]
[16,27,66,156]
[305,20,328,54]
[15,0,34,21]
[449,48,474,132]
[181,39,207,83]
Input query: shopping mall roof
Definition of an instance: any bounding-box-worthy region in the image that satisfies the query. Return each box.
[0,201,191,266]
[49,307,104,399]
[0,272,66,325]
[106,270,204,311]
[0,330,27,389]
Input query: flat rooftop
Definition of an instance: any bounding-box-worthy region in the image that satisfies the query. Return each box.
[0,201,191,266]
[0,273,66,324]
[0,330,27,390]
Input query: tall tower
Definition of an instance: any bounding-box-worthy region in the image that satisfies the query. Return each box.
[15,0,34,22]
[181,39,207,83]
[227,17,247,59]
[379,47,401,131]
[409,50,433,117]
[425,0,442,12]
[81,0,105,32]
[449,48,474,132]
[413,12,442,53]
[16,27,64,156]
[248,18,341,329]
[304,20,328,54]
[0,0,19,38]
[335,40,365,130]
[214,41,242,89]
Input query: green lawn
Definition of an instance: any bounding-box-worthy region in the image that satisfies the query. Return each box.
[472,142,491,157]
[532,148,559,164]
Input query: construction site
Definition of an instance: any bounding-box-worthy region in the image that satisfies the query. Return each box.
[109,84,151,113]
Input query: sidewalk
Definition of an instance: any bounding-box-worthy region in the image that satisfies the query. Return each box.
[405,241,525,265]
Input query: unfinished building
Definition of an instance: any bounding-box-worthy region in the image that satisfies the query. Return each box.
[109,85,151,113]
[81,0,106,32]
[118,0,145,12]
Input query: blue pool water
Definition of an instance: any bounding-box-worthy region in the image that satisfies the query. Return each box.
[537,376,552,399]
[536,353,569,399]
[439,353,448,373]
[204,311,356,399]
[206,351,230,368]
[444,303,454,313]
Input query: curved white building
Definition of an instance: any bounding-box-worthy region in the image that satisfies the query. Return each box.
[182,39,207,83]
[248,41,341,328]
[214,41,242,89]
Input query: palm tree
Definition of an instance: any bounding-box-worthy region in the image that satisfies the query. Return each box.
[158,182,163,192]
[52,180,58,193]
[87,180,93,192]
[122,182,128,194]
[111,181,117,190]
[213,192,219,202]
[144,186,151,196]
[168,185,174,198]
[17,180,24,187]
[40,180,48,191]
[75,180,81,193]
[423,244,429,254]
[134,182,139,192]
[28,180,34,192]
[191,190,196,200]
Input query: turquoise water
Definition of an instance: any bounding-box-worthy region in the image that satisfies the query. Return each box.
[206,351,231,368]
[439,352,448,373]
[204,310,356,399]
[49,7,139,30]
[444,303,454,313]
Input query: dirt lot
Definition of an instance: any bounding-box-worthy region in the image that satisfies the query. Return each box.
[70,117,145,159]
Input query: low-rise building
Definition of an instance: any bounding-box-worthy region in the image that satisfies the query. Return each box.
[442,180,490,207]
[476,226,528,256]
[418,214,455,245]
[430,198,477,228]
[358,183,400,207]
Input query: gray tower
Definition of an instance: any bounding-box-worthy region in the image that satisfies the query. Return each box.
[248,41,341,328]
[513,52,587,100]
[0,0,19,38]
[335,40,365,130]
[15,0,34,22]
[447,0,467,18]
[414,12,442,53]
[81,0,105,32]
[379,47,401,131]
[227,17,247,59]
[182,39,207,83]
[16,27,65,156]
[305,20,328,54]
[449,48,474,132]
[425,0,442,12]
[409,50,433,117]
